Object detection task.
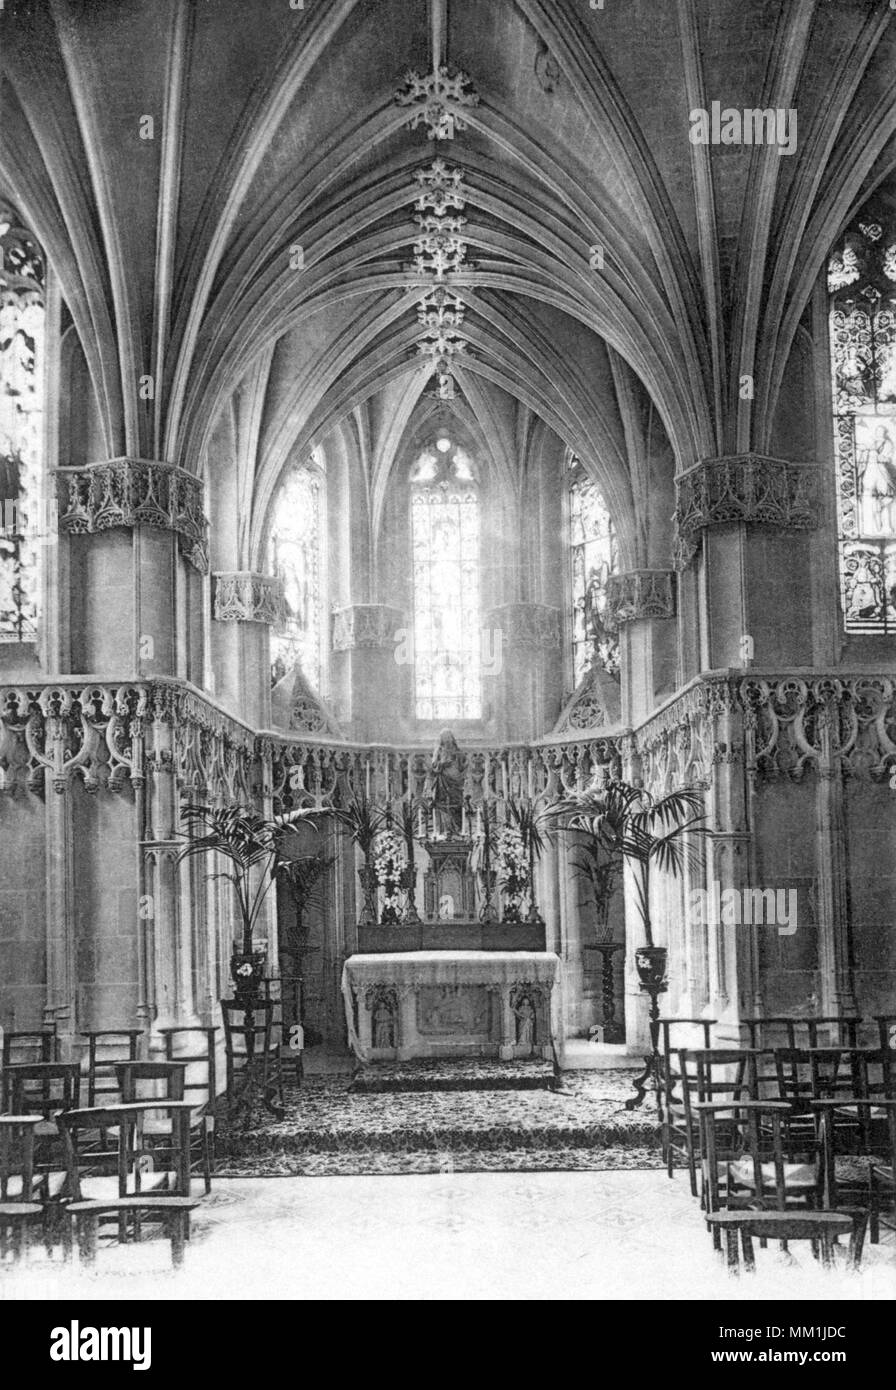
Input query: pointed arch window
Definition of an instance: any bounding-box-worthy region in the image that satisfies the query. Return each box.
[568,453,619,685]
[828,212,896,633]
[0,206,45,642]
[268,461,323,690]
[411,439,481,721]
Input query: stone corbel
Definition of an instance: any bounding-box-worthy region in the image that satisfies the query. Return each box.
[485,603,562,651]
[605,570,676,625]
[674,453,819,568]
[212,572,284,625]
[55,458,210,574]
[331,604,404,652]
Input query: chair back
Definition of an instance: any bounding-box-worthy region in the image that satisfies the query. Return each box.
[114,1062,186,1103]
[57,1102,195,1200]
[687,1047,761,1103]
[220,999,277,1058]
[745,1015,860,1050]
[4,1062,81,1119]
[158,1027,217,1108]
[80,1030,143,1106]
[1,1025,57,1070]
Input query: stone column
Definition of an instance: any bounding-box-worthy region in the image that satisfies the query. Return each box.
[331,605,404,741]
[607,571,676,729]
[814,688,856,1016]
[211,572,283,729]
[55,458,209,679]
[483,603,562,742]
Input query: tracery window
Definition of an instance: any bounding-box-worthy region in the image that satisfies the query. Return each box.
[568,453,619,685]
[0,205,45,642]
[268,462,323,690]
[411,437,481,721]
[828,211,896,634]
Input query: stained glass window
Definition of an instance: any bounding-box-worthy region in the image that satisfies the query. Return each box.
[0,206,45,642]
[568,453,619,684]
[828,212,896,633]
[268,462,323,690]
[411,441,481,721]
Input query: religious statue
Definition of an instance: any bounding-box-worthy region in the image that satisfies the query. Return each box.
[372,998,396,1050]
[512,994,536,1056]
[859,422,896,535]
[429,728,465,838]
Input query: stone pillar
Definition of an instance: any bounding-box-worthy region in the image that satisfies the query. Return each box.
[673,454,818,669]
[815,689,857,1016]
[211,572,282,729]
[43,785,76,1057]
[331,605,404,742]
[707,695,756,1044]
[56,458,209,678]
[607,570,676,728]
[483,603,562,742]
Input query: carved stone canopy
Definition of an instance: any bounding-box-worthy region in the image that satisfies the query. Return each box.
[605,570,676,626]
[212,572,284,625]
[55,458,210,574]
[674,453,819,568]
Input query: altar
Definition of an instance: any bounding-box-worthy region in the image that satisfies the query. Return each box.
[341,951,560,1063]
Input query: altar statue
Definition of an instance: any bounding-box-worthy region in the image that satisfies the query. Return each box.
[429,728,465,838]
[372,999,396,1050]
[512,995,536,1055]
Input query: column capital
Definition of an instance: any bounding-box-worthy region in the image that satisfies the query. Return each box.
[484,602,562,650]
[54,457,209,573]
[674,453,819,568]
[212,572,284,625]
[605,570,676,625]
[331,604,404,651]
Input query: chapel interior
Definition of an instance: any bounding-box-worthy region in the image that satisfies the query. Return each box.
[0,0,895,1294]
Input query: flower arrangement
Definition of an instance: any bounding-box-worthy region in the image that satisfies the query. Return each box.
[372,828,407,924]
[496,822,529,921]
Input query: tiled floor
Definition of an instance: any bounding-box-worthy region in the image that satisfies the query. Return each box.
[2,1170,893,1302]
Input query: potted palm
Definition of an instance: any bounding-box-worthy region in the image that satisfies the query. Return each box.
[549,780,711,983]
[177,802,319,999]
[504,797,551,924]
[330,793,386,927]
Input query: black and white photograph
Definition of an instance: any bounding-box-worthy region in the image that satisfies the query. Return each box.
[0,0,894,1339]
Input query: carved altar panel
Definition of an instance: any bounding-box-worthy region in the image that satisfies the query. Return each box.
[417,985,493,1038]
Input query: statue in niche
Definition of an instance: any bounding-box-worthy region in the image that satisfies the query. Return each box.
[371,997,397,1050]
[438,893,455,921]
[512,994,537,1056]
[429,729,465,838]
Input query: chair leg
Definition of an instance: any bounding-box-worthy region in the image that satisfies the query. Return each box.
[869,1174,879,1245]
[740,1231,756,1272]
[849,1211,868,1268]
[77,1215,97,1266]
[170,1212,187,1268]
[819,1235,834,1269]
[725,1228,740,1272]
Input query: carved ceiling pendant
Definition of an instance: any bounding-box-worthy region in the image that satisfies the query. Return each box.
[395,68,479,141]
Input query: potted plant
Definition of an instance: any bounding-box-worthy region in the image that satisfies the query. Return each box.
[385,796,422,924]
[177,802,319,1000]
[549,780,711,982]
[330,793,386,927]
[503,796,551,924]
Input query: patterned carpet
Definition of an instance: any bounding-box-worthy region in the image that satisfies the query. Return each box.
[216,1066,663,1176]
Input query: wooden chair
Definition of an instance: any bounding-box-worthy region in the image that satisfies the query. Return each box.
[158,1027,217,1192]
[697,1100,855,1271]
[874,1016,896,1053]
[4,1062,82,1250]
[868,1100,896,1245]
[259,975,304,1085]
[744,1016,861,1050]
[0,1116,44,1262]
[220,999,284,1112]
[676,1047,763,1202]
[81,1029,143,1106]
[1,1024,57,1070]
[657,1017,716,1194]
[57,1102,200,1267]
[113,1061,210,1194]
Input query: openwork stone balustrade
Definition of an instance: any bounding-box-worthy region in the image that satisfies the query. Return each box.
[0,674,893,807]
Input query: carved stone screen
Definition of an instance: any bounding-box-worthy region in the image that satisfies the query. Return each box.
[828,211,896,634]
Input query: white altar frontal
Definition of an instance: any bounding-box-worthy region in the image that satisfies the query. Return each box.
[341,951,560,1063]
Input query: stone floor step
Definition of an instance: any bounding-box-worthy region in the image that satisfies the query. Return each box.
[349,1057,556,1094]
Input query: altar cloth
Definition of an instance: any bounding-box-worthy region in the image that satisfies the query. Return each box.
[341,951,561,1063]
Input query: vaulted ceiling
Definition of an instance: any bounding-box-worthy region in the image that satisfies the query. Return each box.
[2,0,895,554]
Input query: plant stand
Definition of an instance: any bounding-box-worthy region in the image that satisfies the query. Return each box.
[624,947,668,1114]
[592,941,625,1043]
[222,997,286,1124]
